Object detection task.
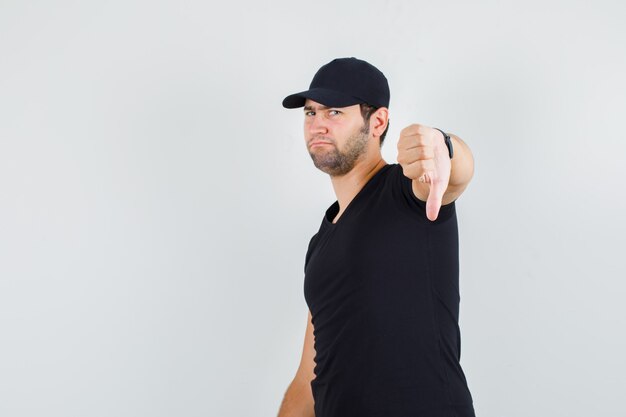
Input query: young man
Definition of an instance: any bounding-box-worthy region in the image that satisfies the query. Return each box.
[277,57,476,417]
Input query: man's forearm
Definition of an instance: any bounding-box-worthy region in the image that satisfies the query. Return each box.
[277,378,315,417]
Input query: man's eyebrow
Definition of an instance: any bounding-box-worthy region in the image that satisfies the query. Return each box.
[303,104,330,111]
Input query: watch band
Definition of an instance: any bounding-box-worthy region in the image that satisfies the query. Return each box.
[434,128,453,159]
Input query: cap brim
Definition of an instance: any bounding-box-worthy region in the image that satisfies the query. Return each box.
[282,88,363,109]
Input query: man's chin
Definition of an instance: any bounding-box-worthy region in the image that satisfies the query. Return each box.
[311,160,351,176]
[311,159,335,174]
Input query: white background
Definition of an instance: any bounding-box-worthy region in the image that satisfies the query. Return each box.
[1,1,625,416]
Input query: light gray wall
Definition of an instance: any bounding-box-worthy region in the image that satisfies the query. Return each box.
[1,1,624,416]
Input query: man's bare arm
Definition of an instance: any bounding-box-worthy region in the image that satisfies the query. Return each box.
[277,310,316,417]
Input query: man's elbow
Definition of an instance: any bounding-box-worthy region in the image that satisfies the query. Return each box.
[276,377,315,417]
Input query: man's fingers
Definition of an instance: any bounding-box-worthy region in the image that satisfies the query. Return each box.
[405,159,435,181]
[401,146,435,160]
[399,124,426,137]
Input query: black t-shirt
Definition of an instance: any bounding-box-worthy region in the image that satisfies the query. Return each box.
[303,163,475,417]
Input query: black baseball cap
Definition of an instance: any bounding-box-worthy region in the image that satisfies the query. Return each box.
[282,57,390,109]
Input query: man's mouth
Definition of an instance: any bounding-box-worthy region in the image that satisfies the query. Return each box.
[309,140,333,148]
[311,142,332,148]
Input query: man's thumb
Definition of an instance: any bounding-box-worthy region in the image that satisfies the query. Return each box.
[426,181,444,221]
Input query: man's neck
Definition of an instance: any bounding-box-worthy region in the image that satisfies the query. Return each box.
[329,157,387,220]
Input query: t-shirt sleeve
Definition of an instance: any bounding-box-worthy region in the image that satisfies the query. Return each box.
[391,163,456,224]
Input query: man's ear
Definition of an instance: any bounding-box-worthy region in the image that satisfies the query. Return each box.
[371,107,389,137]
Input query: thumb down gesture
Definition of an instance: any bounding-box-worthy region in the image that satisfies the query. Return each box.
[397,124,451,221]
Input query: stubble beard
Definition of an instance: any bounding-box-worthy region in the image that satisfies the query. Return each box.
[309,123,370,177]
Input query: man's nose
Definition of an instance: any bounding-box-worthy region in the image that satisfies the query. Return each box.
[308,114,329,135]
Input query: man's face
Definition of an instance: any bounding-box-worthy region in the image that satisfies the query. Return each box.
[303,99,371,176]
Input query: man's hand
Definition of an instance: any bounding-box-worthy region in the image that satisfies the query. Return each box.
[397,124,452,221]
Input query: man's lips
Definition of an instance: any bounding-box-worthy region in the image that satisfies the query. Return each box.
[309,140,333,148]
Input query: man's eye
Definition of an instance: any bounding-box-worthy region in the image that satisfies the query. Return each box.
[305,111,315,116]
[329,110,341,116]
